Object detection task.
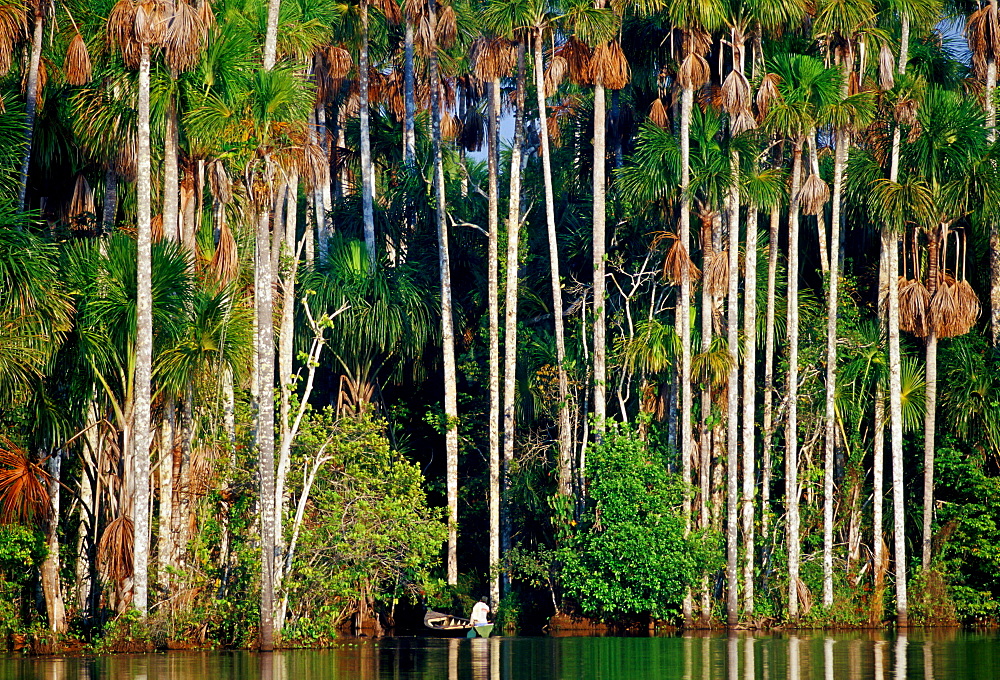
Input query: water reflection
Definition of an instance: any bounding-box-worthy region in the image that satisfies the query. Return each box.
[0,629,987,680]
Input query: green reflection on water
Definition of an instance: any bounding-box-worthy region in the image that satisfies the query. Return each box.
[2,630,999,680]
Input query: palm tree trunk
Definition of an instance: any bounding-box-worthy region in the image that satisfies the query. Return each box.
[761,203,779,544]
[262,0,281,70]
[725,152,740,627]
[158,400,175,592]
[164,92,180,242]
[41,451,66,632]
[679,82,695,627]
[131,40,154,618]
[359,1,376,265]
[823,128,847,608]
[102,169,118,233]
[534,31,572,496]
[17,11,43,212]
[809,134,829,276]
[502,43,527,563]
[922,329,937,571]
[987,51,1000,345]
[592,80,607,429]
[699,212,714,622]
[786,140,804,621]
[872,245,887,623]
[487,76,501,606]
[256,203,277,649]
[741,200,758,615]
[429,0,459,586]
[403,15,416,165]
[888,226,907,628]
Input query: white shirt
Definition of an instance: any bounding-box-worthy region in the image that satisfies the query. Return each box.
[470,601,490,625]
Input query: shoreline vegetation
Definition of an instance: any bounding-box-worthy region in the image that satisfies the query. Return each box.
[4,0,1000,657]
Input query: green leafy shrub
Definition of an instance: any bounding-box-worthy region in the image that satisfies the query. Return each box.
[558,422,716,621]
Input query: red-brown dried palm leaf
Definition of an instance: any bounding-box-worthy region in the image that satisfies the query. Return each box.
[0,439,50,524]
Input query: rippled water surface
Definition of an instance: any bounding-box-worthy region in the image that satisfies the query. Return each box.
[3,631,999,679]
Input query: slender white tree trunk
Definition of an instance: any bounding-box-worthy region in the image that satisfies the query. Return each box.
[262,0,281,70]
[534,31,572,496]
[725,152,740,627]
[17,12,43,211]
[164,95,180,242]
[41,451,66,632]
[922,331,937,571]
[159,400,175,592]
[403,16,416,165]
[679,83,695,627]
[592,79,607,429]
[741,201,758,615]
[359,1,376,265]
[822,129,848,608]
[761,204,779,542]
[987,54,1000,345]
[429,0,459,586]
[133,41,154,617]
[487,77,501,606]
[786,142,803,620]
[502,44,527,563]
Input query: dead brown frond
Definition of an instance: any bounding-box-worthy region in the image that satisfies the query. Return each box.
[678,53,710,90]
[930,273,962,338]
[847,70,861,97]
[898,277,932,338]
[589,40,629,90]
[0,438,50,525]
[544,54,567,97]
[441,109,461,141]
[0,1,25,76]
[649,97,669,129]
[327,45,353,81]
[210,219,239,285]
[720,69,750,114]
[68,174,95,225]
[756,72,781,120]
[967,3,1000,79]
[878,43,895,91]
[730,108,757,135]
[684,28,712,58]
[65,32,92,86]
[436,3,457,49]
[151,213,164,241]
[207,159,232,205]
[894,98,919,126]
[372,0,402,24]
[107,0,141,68]
[664,240,702,285]
[554,37,592,86]
[162,0,208,73]
[798,173,830,216]
[98,515,134,583]
[703,251,729,298]
[473,37,516,83]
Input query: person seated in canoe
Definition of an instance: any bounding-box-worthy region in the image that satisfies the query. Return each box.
[470,596,490,626]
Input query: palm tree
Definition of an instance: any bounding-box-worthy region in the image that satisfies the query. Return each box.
[813,0,877,609]
[17,0,44,212]
[667,0,725,623]
[762,52,843,619]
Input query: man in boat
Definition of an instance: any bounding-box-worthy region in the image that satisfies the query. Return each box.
[470,596,490,626]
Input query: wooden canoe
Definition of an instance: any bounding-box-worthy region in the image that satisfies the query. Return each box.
[423,609,494,638]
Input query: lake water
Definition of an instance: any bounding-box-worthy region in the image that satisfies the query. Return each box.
[2,631,999,679]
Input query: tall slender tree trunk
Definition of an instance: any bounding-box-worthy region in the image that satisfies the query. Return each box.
[822,128,847,608]
[256,205,276,649]
[699,213,714,622]
[922,329,937,571]
[429,0,459,586]
[487,77,501,606]
[592,80,607,430]
[17,11,43,212]
[403,15,416,165]
[761,204,779,542]
[725,153,740,627]
[534,31,572,496]
[262,0,281,70]
[159,401,175,592]
[41,451,66,632]
[102,169,118,232]
[132,41,154,617]
[359,1,376,265]
[502,44,527,561]
[164,92,180,242]
[741,200,758,615]
[786,141,804,621]
[872,248,887,623]
[679,83,695,627]
[987,49,1000,345]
